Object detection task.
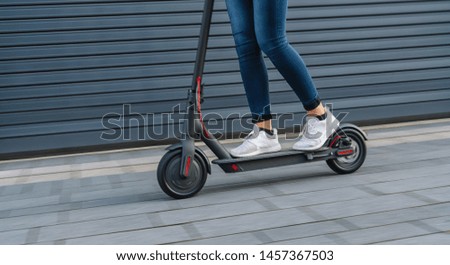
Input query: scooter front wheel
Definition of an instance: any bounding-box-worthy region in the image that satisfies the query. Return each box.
[157,149,208,199]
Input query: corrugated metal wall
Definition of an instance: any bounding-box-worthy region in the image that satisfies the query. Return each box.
[1,0,450,159]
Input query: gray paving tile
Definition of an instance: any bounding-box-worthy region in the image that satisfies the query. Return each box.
[0,168,26,179]
[192,208,314,239]
[30,240,60,245]
[65,225,191,245]
[68,174,148,195]
[255,198,282,211]
[364,174,450,194]
[78,193,159,210]
[414,186,450,203]
[0,195,60,212]
[5,200,92,219]
[419,216,450,232]
[177,232,264,245]
[344,203,450,229]
[360,163,450,184]
[0,184,23,197]
[182,223,202,239]
[203,162,331,188]
[0,212,58,233]
[20,183,34,194]
[30,165,72,176]
[68,184,152,204]
[57,211,71,223]
[308,194,427,219]
[0,181,62,203]
[378,233,450,245]
[264,186,372,210]
[50,180,64,196]
[177,186,274,208]
[107,175,124,189]
[363,146,450,171]
[388,148,450,167]
[157,200,266,226]
[34,156,73,168]
[405,192,441,204]
[270,174,365,195]
[370,121,450,138]
[428,200,450,215]
[61,178,81,190]
[29,182,53,196]
[37,214,153,243]
[335,223,431,244]
[270,234,344,245]
[80,176,97,187]
[263,220,349,243]
[65,201,172,223]
[0,229,28,244]
[0,209,11,219]
[0,161,27,171]
[25,227,41,244]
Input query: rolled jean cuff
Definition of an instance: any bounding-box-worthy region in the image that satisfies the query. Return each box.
[303,96,322,111]
[252,113,273,124]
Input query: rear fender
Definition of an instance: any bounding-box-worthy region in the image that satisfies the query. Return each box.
[337,123,368,140]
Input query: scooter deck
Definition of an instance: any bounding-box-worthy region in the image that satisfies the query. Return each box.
[212,147,334,173]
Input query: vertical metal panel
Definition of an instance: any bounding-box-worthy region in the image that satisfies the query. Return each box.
[0,0,449,159]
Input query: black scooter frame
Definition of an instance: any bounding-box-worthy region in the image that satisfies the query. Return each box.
[171,0,367,178]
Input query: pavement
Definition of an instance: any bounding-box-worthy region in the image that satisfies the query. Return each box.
[0,118,449,245]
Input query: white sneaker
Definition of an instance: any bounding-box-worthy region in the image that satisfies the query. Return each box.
[293,109,340,151]
[230,125,282,157]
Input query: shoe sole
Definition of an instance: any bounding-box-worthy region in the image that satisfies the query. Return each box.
[292,145,324,151]
[292,121,340,151]
[231,144,282,158]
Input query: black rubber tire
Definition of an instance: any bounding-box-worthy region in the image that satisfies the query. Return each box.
[157,149,208,199]
[326,128,367,174]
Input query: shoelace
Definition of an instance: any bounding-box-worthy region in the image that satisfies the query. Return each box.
[244,127,260,140]
[234,128,259,152]
[233,137,258,153]
[305,118,320,135]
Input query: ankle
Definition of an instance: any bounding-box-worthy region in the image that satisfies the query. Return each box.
[256,120,272,131]
[312,112,327,121]
[307,104,326,117]
[259,127,274,136]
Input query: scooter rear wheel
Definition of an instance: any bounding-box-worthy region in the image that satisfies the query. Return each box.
[326,128,367,174]
[157,149,207,199]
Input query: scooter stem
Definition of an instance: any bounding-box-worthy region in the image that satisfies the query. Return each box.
[181,0,216,177]
[190,0,215,97]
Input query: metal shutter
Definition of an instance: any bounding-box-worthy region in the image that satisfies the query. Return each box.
[1,0,449,159]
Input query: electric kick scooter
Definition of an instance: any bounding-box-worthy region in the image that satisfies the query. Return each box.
[157,0,367,199]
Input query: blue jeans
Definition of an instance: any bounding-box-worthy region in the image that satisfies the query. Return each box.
[225,0,321,123]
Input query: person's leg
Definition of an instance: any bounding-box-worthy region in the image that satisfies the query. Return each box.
[225,0,272,128]
[226,0,281,157]
[253,0,338,150]
[253,0,324,116]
